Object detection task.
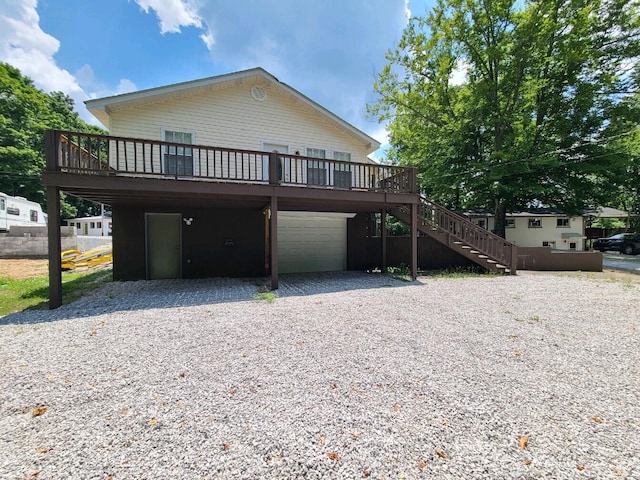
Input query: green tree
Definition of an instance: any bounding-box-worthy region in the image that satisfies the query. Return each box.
[0,63,107,218]
[370,0,640,237]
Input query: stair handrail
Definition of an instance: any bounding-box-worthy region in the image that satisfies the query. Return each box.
[415,195,517,273]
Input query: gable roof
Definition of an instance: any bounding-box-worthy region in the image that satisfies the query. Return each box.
[85,67,380,150]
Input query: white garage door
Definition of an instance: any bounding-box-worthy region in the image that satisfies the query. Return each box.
[278,212,350,274]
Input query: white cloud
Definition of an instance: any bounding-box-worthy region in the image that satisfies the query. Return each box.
[0,1,138,125]
[135,0,202,34]
[0,0,87,106]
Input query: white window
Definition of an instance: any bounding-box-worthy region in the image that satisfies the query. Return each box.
[76,223,81,230]
[306,148,326,159]
[528,218,542,228]
[30,210,38,222]
[556,218,570,227]
[333,151,351,162]
[163,130,194,176]
[0,198,4,210]
[306,148,327,186]
[332,151,352,188]
[97,222,102,228]
[90,222,96,229]
[505,219,515,228]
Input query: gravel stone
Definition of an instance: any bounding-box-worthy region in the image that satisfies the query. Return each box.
[0,271,638,479]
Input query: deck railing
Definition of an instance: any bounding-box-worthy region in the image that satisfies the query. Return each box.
[47,130,417,194]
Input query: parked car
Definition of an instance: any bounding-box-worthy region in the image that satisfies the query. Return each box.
[593,232,640,255]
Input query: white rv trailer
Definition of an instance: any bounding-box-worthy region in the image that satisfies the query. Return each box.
[0,192,47,232]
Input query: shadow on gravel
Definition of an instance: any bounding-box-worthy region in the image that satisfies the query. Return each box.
[0,271,422,326]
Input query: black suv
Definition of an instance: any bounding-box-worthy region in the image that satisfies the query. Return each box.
[593,233,640,255]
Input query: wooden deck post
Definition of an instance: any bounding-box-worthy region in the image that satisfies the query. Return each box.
[47,185,62,309]
[270,195,279,290]
[381,209,387,273]
[410,202,418,280]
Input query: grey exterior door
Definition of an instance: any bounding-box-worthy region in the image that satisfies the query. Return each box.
[146,213,181,279]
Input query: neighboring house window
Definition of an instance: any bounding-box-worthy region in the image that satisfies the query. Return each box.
[543,241,556,247]
[505,219,515,228]
[333,151,352,188]
[569,242,577,250]
[0,198,4,210]
[97,222,102,228]
[164,130,194,176]
[306,148,326,186]
[69,222,74,227]
[476,219,486,228]
[7,206,19,215]
[90,222,96,229]
[76,223,81,230]
[528,218,542,228]
[556,218,570,227]
[30,210,38,222]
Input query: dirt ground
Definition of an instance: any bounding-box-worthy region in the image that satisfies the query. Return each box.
[0,259,50,279]
[0,258,638,281]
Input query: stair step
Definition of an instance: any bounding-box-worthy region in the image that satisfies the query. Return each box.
[469,250,480,254]
[453,241,463,245]
[461,245,471,249]
[478,255,488,259]
[486,259,497,264]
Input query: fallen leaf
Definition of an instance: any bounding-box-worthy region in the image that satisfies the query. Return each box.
[319,435,326,446]
[149,418,158,426]
[351,432,361,439]
[591,416,603,424]
[37,447,52,454]
[392,406,400,413]
[120,408,129,416]
[222,442,230,450]
[327,451,340,461]
[615,468,625,476]
[29,470,40,478]
[362,470,371,477]
[513,349,522,356]
[229,389,237,395]
[441,419,449,427]
[524,460,532,466]
[435,450,446,459]
[178,372,186,378]
[518,436,529,450]
[330,382,337,389]
[577,465,585,471]
[98,320,105,326]
[418,460,427,469]
[32,407,47,417]
[22,407,30,414]
[46,374,55,381]
[90,330,97,336]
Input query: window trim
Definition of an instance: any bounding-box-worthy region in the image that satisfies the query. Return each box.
[161,128,196,176]
[505,218,515,228]
[528,218,542,228]
[556,218,570,228]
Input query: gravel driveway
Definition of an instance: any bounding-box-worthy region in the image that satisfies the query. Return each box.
[1,271,639,479]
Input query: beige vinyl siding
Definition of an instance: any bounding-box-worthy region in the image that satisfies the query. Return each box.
[108,82,371,176]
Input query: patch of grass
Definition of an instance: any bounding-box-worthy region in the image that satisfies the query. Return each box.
[387,264,411,281]
[253,291,278,303]
[421,266,491,278]
[0,269,112,316]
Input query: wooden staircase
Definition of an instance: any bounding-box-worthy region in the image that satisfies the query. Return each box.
[392,195,517,275]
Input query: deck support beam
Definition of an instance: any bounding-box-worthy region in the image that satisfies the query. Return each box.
[410,202,418,280]
[381,208,387,273]
[270,195,279,290]
[47,186,62,309]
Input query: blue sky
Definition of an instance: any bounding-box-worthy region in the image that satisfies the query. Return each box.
[0,0,436,157]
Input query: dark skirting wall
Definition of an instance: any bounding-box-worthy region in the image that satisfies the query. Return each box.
[112,205,265,281]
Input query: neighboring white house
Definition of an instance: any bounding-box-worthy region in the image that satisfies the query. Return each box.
[85,67,380,274]
[65,214,112,237]
[466,210,586,251]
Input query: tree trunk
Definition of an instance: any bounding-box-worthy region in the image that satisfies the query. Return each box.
[494,198,507,238]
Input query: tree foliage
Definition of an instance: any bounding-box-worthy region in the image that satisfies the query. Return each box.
[370,0,640,237]
[0,62,107,218]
